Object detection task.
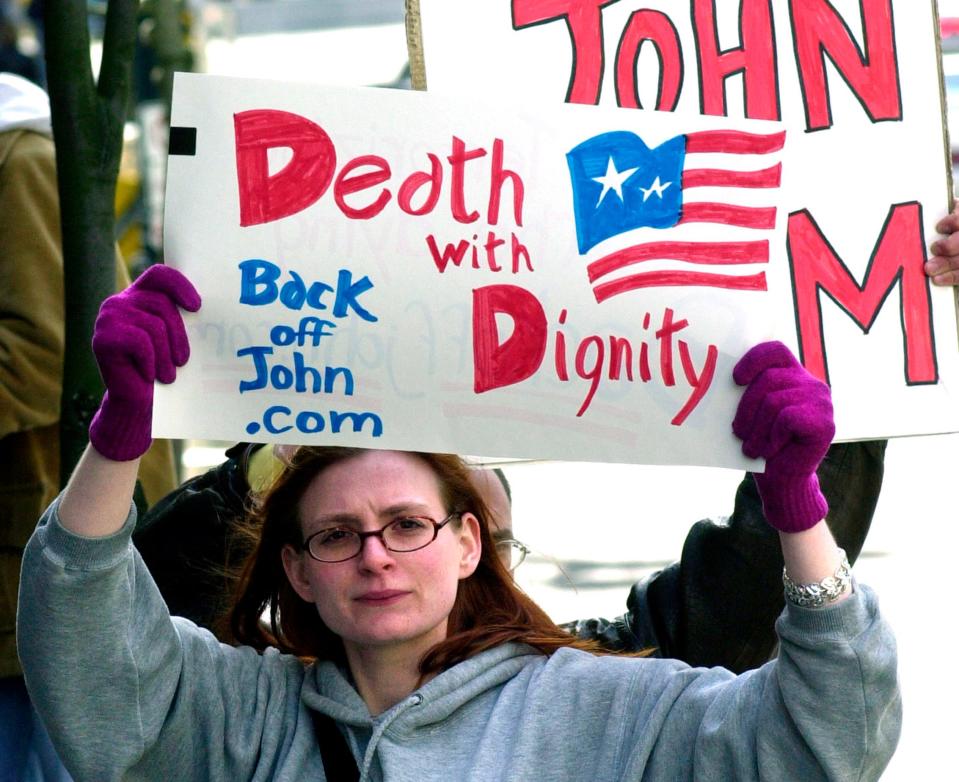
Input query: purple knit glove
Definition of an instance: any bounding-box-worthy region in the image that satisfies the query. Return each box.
[89,265,201,461]
[732,341,835,533]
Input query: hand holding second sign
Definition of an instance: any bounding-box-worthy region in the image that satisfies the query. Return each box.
[925,206,959,285]
[89,265,201,461]
[732,341,834,534]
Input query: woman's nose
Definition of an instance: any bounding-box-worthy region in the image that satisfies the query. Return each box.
[357,532,395,569]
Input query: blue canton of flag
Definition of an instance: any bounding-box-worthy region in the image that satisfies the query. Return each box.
[567,131,686,254]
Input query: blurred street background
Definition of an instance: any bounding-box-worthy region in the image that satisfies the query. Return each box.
[4,0,957,777]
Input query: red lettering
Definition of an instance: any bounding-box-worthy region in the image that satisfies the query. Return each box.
[484,231,505,271]
[333,155,391,219]
[655,307,688,386]
[673,342,718,425]
[555,308,569,381]
[512,233,534,273]
[574,335,605,415]
[787,203,936,384]
[448,137,487,223]
[615,10,683,111]
[398,153,443,216]
[234,109,336,227]
[789,0,901,131]
[692,0,780,120]
[608,336,634,380]
[511,0,617,105]
[640,313,652,381]
[487,139,525,226]
[473,284,547,393]
[426,235,470,273]
[235,116,524,227]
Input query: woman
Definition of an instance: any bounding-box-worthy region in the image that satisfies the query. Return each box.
[17,266,900,780]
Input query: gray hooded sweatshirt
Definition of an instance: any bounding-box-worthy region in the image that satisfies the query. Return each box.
[18,498,900,781]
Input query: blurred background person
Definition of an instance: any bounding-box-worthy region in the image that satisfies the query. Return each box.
[0,2,42,87]
[0,71,174,782]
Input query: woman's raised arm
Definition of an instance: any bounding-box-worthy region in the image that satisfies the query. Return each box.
[732,341,851,598]
[58,264,200,538]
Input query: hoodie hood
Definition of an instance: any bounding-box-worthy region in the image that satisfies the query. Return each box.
[301,642,543,780]
[0,72,51,135]
[302,642,539,729]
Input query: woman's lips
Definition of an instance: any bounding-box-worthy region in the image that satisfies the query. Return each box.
[355,590,409,606]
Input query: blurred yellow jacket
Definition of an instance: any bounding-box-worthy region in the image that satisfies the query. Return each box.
[0,127,176,678]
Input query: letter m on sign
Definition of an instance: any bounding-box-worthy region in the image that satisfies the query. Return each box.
[787,203,937,385]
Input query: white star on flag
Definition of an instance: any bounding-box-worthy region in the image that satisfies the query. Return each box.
[592,157,639,206]
[640,176,672,202]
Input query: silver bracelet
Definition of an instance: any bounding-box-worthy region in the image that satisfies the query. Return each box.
[783,549,851,608]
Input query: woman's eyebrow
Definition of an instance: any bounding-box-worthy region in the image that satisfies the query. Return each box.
[308,513,362,529]
[381,502,433,517]
[307,502,435,529]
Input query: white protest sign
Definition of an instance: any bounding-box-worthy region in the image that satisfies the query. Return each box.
[157,72,784,467]
[415,0,959,441]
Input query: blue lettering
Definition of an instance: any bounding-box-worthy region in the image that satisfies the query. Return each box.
[271,363,293,390]
[238,259,280,305]
[279,271,307,310]
[330,410,384,437]
[324,366,354,395]
[246,406,383,437]
[270,325,296,346]
[296,410,326,433]
[237,345,272,392]
[238,260,377,322]
[306,281,334,309]
[333,269,378,322]
[238,346,353,395]
[293,352,321,392]
[263,405,294,434]
[269,317,336,348]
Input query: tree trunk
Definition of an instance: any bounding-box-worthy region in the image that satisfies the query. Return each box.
[44,0,140,487]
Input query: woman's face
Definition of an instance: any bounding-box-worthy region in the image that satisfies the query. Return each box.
[281,450,481,658]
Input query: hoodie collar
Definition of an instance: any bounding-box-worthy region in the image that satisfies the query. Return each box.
[0,73,51,136]
[302,642,541,730]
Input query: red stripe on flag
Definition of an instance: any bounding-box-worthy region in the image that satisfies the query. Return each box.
[593,271,768,302]
[679,202,777,229]
[587,241,769,282]
[682,164,781,189]
[685,130,786,154]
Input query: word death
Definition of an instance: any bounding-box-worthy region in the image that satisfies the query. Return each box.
[234,112,525,233]
[473,284,718,424]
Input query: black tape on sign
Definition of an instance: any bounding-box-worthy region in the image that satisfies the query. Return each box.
[168,126,197,156]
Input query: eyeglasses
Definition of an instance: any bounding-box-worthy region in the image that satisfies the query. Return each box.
[495,538,531,572]
[301,512,461,563]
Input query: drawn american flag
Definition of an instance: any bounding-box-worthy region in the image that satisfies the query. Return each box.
[565,129,785,302]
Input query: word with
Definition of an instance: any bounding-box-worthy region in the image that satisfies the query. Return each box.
[239,259,378,322]
[245,405,383,438]
[511,0,901,131]
[234,110,526,230]
[473,284,718,425]
[426,230,533,274]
